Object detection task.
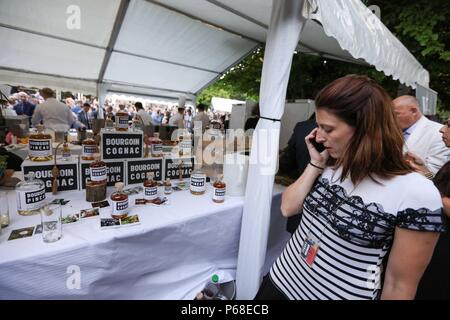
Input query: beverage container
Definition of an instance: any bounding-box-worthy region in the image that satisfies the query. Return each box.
[143,172,158,201]
[110,182,128,219]
[28,124,52,161]
[15,172,46,216]
[40,203,62,243]
[81,131,98,161]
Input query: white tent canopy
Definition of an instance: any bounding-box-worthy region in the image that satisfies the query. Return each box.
[0,0,429,100]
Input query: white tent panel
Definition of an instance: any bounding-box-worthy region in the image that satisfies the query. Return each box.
[304,0,429,88]
[151,0,268,42]
[0,69,98,94]
[106,82,196,101]
[297,20,362,63]
[214,0,272,27]
[104,52,218,93]
[0,28,104,79]
[115,0,257,72]
[0,0,121,47]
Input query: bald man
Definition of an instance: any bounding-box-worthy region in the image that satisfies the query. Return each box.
[392,95,449,174]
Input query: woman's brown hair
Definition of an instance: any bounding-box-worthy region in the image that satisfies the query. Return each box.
[315,75,412,184]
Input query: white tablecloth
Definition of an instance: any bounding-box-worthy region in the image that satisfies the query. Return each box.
[0,183,289,299]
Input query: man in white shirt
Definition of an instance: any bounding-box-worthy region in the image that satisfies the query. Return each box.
[31,88,78,132]
[134,102,152,126]
[392,95,450,174]
[168,107,185,128]
[192,104,210,132]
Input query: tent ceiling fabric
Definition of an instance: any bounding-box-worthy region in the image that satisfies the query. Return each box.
[0,0,121,48]
[104,52,218,94]
[0,0,429,97]
[0,27,105,79]
[114,0,257,73]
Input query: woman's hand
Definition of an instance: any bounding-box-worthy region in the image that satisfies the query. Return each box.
[305,128,329,168]
[405,152,431,175]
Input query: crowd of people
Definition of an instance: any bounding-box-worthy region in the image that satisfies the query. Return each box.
[1,89,233,138]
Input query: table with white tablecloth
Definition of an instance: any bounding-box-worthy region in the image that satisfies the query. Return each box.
[0,183,289,299]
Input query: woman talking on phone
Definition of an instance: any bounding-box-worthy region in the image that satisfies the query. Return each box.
[255,75,445,300]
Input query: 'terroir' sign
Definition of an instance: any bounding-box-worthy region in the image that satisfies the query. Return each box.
[23,164,79,192]
[127,158,163,184]
[101,132,143,160]
[81,161,125,189]
[164,157,194,180]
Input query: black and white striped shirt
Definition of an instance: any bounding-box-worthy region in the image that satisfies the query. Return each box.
[270,168,445,300]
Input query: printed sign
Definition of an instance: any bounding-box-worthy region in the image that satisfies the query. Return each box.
[163,157,194,180]
[23,163,79,192]
[127,158,163,184]
[101,132,143,160]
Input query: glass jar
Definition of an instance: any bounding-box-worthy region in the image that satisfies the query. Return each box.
[89,155,107,185]
[164,178,172,195]
[132,115,143,132]
[15,172,46,216]
[179,133,192,156]
[110,182,128,219]
[150,133,163,157]
[28,124,53,161]
[61,133,71,161]
[81,131,98,161]
[104,114,115,131]
[115,109,129,131]
[212,174,226,203]
[190,166,206,195]
[143,172,158,201]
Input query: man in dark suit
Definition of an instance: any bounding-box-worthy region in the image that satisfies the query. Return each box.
[277,113,317,235]
[77,103,93,129]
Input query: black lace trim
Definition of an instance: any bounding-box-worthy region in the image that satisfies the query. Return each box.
[303,178,445,248]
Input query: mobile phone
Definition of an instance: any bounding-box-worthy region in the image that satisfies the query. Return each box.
[309,138,326,152]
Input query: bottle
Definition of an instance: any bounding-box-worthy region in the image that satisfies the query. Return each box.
[179,133,192,156]
[202,274,221,300]
[115,109,129,131]
[212,174,226,203]
[110,182,128,219]
[15,172,46,216]
[143,172,158,201]
[104,114,114,131]
[190,165,206,195]
[89,155,107,185]
[81,131,98,161]
[132,115,143,132]
[163,178,172,195]
[150,132,163,157]
[61,134,71,161]
[28,124,53,161]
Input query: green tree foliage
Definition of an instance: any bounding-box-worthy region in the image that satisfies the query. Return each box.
[198,1,450,114]
[197,48,263,105]
[369,0,450,114]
